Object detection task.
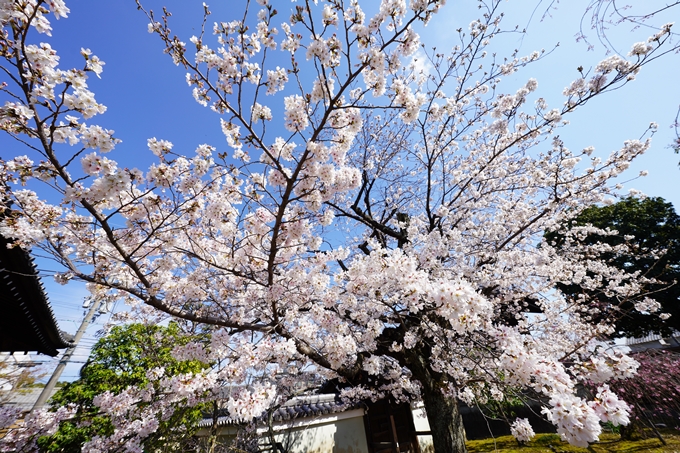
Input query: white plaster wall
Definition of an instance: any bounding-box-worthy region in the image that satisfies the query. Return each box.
[273,411,369,453]
[202,409,369,453]
[411,404,434,453]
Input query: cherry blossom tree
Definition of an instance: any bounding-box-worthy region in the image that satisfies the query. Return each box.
[574,0,680,54]
[573,0,680,156]
[0,1,675,452]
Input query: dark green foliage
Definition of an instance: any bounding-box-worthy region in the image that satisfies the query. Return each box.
[548,197,680,338]
[38,323,209,453]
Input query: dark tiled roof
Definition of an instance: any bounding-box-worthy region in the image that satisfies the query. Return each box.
[0,235,74,356]
[198,394,360,428]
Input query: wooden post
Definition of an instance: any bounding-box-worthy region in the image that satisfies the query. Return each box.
[390,414,401,453]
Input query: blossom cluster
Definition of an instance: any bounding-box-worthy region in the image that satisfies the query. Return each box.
[510,418,535,443]
[81,369,218,453]
[0,405,76,453]
[226,382,277,422]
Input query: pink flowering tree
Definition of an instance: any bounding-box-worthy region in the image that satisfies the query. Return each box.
[0,1,676,452]
[604,349,680,442]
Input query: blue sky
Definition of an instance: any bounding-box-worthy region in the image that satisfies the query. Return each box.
[3,0,678,380]
[37,0,678,204]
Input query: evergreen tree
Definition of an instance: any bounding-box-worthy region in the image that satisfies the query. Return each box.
[549,197,680,338]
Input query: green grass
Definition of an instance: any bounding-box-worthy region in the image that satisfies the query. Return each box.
[466,430,680,452]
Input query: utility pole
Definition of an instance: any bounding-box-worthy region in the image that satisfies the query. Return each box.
[33,298,102,409]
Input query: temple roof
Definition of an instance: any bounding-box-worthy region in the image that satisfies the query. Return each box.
[0,235,74,356]
[197,394,360,428]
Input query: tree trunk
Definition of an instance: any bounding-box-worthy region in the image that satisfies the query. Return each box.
[420,383,468,453]
[402,343,468,453]
[207,401,219,453]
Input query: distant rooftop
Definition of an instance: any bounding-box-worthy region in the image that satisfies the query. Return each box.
[0,387,60,410]
[626,331,680,353]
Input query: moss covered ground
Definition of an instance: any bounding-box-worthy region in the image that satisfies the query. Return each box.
[466,430,680,452]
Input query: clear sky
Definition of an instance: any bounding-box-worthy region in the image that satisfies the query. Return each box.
[3,0,678,381]
[36,0,679,204]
